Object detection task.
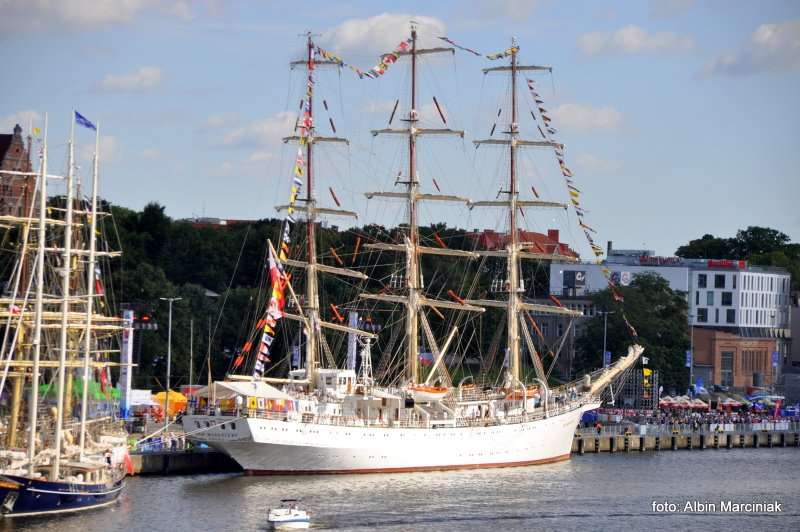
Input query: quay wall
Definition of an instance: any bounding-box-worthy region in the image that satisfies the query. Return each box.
[130,448,241,475]
[572,421,800,454]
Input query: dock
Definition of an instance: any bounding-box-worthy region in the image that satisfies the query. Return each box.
[130,447,241,475]
[572,420,800,454]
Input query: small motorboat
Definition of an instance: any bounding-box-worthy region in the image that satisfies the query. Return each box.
[267,499,310,529]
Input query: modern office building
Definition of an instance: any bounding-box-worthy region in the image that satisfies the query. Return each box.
[544,244,791,391]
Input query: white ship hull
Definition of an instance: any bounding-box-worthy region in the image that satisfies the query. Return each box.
[184,402,598,474]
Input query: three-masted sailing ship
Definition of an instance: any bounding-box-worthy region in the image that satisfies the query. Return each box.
[0,114,128,516]
[183,26,643,474]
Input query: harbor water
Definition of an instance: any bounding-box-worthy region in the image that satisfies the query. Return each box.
[3,448,798,531]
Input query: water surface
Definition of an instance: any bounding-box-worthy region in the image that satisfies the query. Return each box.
[4,448,798,531]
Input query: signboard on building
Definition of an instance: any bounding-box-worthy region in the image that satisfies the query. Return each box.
[638,256,684,266]
[563,270,586,289]
[707,259,746,269]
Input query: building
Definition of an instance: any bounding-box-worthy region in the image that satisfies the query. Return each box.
[472,228,579,258]
[691,328,777,389]
[0,124,34,217]
[545,243,791,391]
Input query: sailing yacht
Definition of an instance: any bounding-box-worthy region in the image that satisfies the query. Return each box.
[0,115,127,516]
[183,27,643,474]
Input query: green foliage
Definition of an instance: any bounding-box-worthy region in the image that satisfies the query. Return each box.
[675,226,797,289]
[573,272,690,391]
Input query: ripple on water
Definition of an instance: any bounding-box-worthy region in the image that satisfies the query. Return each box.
[2,449,798,532]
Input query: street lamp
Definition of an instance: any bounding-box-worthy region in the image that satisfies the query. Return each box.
[688,313,695,393]
[160,297,182,434]
[597,310,615,367]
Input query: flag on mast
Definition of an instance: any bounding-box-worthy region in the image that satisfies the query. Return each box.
[75,111,96,131]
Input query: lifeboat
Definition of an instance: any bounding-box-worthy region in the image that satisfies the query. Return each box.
[505,386,539,401]
[408,385,450,402]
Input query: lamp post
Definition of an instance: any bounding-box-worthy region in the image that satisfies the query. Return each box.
[688,313,695,392]
[597,310,615,367]
[160,297,182,434]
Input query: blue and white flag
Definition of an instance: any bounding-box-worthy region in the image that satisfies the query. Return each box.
[75,111,96,131]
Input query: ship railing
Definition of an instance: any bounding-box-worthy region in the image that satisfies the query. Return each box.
[229,397,589,429]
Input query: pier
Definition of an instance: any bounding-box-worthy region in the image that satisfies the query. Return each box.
[130,447,241,475]
[572,421,800,454]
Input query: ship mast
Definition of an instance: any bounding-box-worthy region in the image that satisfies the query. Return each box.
[278,33,372,389]
[78,122,100,459]
[303,34,320,390]
[507,38,521,382]
[361,24,483,386]
[27,114,48,476]
[469,41,582,384]
[405,25,421,385]
[53,112,76,480]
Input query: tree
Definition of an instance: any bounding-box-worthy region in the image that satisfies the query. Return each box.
[733,226,790,257]
[675,234,735,259]
[675,226,797,290]
[573,272,690,391]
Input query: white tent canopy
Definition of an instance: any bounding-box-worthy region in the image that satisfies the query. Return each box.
[194,380,292,401]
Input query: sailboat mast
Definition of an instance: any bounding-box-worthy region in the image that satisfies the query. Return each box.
[406,25,420,385]
[507,39,521,382]
[53,113,76,479]
[304,33,319,390]
[78,123,100,459]
[27,114,48,476]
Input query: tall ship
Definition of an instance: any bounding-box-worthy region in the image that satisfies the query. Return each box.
[184,26,643,474]
[0,115,128,515]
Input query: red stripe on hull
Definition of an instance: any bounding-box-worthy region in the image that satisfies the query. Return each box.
[244,453,571,476]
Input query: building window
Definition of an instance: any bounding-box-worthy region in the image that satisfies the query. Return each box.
[714,274,725,288]
[695,291,699,305]
[715,308,719,323]
[697,274,707,288]
[557,323,563,336]
[721,292,732,306]
[706,291,714,306]
[721,351,733,387]
[733,276,737,289]
[697,308,708,323]
[726,309,735,324]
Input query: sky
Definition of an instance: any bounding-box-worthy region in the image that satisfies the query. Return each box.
[2,0,799,257]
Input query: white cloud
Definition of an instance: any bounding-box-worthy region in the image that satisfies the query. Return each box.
[222,111,296,148]
[0,0,191,32]
[165,0,194,21]
[248,151,274,162]
[703,20,800,77]
[578,25,695,56]
[142,148,161,159]
[320,13,446,57]
[80,135,119,162]
[550,103,623,133]
[211,160,234,177]
[573,153,620,174]
[0,110,42,133]
[204,113,239,129]
[100,66,163,92]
